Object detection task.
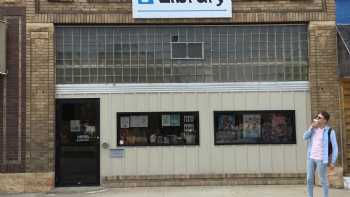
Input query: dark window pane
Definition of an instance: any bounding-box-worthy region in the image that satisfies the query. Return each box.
[188,43,203,59]
[172,43,187,59]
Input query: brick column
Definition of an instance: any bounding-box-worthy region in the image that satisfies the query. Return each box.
[309,21,341,131]
[309,21,343,187]
[25,23,55,191]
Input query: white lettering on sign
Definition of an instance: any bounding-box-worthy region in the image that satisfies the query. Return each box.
[132,0,232,18]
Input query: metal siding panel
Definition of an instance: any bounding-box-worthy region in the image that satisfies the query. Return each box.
[245,92,259,110]
[125,148,138,175]
[257,92,270,110]
[270,92,283,110]
[161,148,174,175]
[223,147,236,173]
[295,91,310,172]
[149,93,161,111]
[160,94,173,111]
[186,147,199,174]
[184,93,198,109]
[197,93,211,173]
[136,93,150,111]
[172,93,186,111]
[284,145,298,173]
[100,95,111,177]
[221,93,235,110]
[94,91,309,176]
[236,146,248,172]
[247,145,260,173]
[174,147,187,174]
[271,146,285,173]
[211,146,224,173]
[149,147,163,175]
[234,92,247,110]
[260,146,273,173]
[137,148,150,175]
[124,94,138,111]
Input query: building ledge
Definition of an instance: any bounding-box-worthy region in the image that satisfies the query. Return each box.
[56,81,309,96]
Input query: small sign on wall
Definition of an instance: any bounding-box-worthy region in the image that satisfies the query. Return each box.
[110,148,125,158]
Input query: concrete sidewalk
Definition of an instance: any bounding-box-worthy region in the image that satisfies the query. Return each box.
[0,185,349,197]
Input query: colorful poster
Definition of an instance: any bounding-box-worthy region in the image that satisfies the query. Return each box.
[130,115,148,127]
[218,114,235,131]
[243,114,261,138]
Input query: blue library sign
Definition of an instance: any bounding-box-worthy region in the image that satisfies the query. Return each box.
[132,0,232,18]
[337,0,350,24]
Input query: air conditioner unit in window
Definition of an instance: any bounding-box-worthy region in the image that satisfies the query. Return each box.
[171,42,204,60]
[0,20,6,75]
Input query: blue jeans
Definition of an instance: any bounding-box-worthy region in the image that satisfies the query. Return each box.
[307,158,328,197]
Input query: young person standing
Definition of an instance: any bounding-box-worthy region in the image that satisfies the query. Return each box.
[303,111,338,197]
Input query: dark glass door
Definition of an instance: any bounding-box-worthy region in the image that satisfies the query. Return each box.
[55,99,100,186]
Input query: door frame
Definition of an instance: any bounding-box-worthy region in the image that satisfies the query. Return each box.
[55,98,100,186]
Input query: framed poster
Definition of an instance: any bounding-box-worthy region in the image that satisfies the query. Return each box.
[243,114,261,138]
[120,116,130,128]
[130,115,148,127]
[214,110,296,145]
[117,112,199,146]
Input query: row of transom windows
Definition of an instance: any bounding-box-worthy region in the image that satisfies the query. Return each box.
[56,24,308,84]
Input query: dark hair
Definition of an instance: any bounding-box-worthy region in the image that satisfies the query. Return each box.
[318,111,330,121]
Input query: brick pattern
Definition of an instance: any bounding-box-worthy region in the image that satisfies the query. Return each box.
[0,7,26,173]
[24,0,335,24]
[25,23,55,172]
[0,0,24,6]
[308,21,342,164]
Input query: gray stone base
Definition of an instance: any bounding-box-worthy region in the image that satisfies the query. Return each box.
[103,173,306,188]
[0,172,54,192]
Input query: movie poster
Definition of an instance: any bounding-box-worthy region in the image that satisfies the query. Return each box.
[218,114,235,131]
[243,114,261,138]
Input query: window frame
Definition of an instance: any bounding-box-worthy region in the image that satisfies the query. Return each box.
[117,111,200,147]
[214,110,296,145]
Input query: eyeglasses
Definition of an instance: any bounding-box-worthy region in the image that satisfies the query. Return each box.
[316,116,324,120]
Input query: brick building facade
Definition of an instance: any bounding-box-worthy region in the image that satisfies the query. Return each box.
[0,0,345,192]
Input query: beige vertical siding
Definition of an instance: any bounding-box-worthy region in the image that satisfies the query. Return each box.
[58,91,310,176]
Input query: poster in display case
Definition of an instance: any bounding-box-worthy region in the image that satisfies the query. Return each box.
[117,112,199,146]
[214,110,296,145]
[243,114,261,139]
